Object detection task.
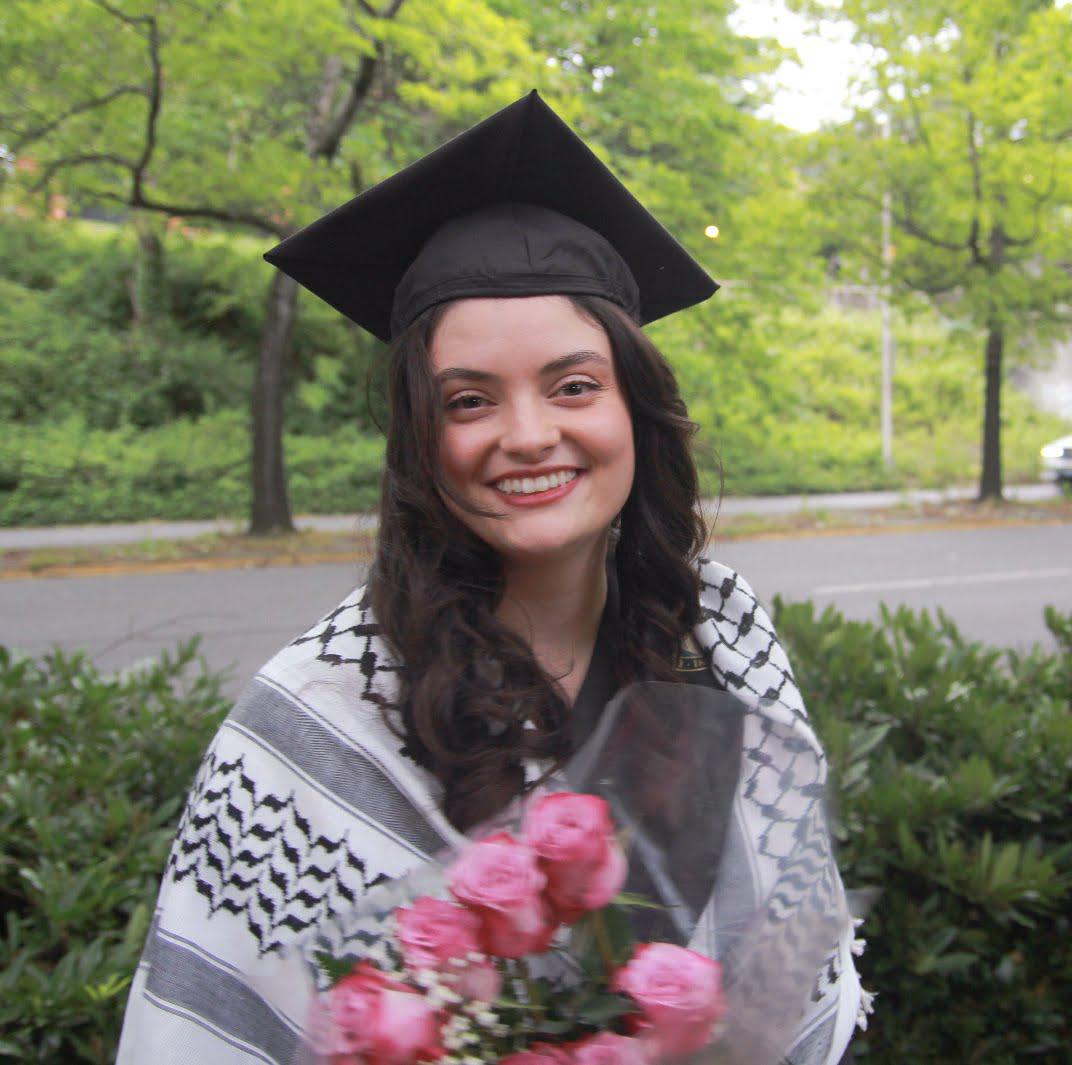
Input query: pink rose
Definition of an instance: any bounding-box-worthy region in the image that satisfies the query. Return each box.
[329,961,443,1064]
[448,831,556,958]
[569,1032,649,1065]
[613,943,726,1060]
[523,793,628,923]
[499,1044,574,1065]
[397,897,481,969]
[395,897,502,1001]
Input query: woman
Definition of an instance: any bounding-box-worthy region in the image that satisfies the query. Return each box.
[118,92,864,1064]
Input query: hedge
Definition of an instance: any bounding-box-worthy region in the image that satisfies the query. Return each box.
[0,642,229,1062]
[777,601,1072,1063]
[1,605,1070,1061]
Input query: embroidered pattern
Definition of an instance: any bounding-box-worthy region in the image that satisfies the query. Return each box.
[167,751,386,955]
[698,566,803,718]
[292,592,402,710]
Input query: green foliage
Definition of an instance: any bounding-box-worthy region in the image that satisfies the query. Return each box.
[0,278,250,430]
[795,0,1072,495]
[0,413,386,526]
[3,605,1069,1060]
[775,599,1072,1063]
[660,299,1069,495]
[0,642,229,1062]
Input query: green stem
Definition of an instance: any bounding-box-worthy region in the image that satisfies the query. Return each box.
[517,957,545,1024]
[590,911,616,980]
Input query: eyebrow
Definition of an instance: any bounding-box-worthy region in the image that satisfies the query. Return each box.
[435,350,610,385]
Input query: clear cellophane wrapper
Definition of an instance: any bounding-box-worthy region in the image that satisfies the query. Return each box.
[263,682,849,1065]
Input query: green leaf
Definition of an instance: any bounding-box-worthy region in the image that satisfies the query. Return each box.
[314,951,358,987]
[612,891,665,910]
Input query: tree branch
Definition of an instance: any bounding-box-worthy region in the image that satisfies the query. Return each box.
[12,86,145,152]
[862,185,971,253]
[83,0,163,206]
[131,11,163,204]
[906,91,933,153]
[28,152,137,193]
[109,187,291,237]
[309,0,409,160]
[1005,151,1060,247]
[87,0,153,29]
[312,52,379,158]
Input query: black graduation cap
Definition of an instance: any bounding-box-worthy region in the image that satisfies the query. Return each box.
[264,91,718,342]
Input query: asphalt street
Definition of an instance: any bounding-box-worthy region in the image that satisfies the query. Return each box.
[1,522,1068,697]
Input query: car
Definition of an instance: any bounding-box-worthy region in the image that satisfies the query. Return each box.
[1040,434,1072,488]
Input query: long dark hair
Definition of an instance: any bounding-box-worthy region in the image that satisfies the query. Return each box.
[367,295,707,831]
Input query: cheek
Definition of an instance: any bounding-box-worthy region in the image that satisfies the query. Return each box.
[593,403,635,492]
[438,424,483,487]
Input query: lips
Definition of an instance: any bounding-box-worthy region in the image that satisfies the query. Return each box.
[490,468,584,506]
[493,468,579,495]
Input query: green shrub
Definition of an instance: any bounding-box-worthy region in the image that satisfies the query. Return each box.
[775,600,1072,1064]
[0,280,251,430]
[0,642,229,1063]
[0,413,385,525]
[2,217,1067,521]
[1,605,1069,1060]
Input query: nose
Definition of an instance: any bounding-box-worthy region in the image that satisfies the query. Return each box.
[499,397,561,459]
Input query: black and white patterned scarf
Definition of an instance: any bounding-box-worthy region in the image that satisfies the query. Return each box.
[117,559,865,1064]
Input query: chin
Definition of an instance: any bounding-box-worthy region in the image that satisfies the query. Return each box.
[484,524,610,566]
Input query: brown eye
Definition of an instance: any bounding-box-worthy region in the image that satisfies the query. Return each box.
[555,379,600,398]
[446,394,488,411]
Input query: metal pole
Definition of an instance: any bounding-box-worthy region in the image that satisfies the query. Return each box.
[880,123,895,471]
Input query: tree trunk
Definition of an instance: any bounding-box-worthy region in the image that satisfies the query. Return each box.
[131,211,167,326]
[250,272,298,533]
[978,320,1004,501]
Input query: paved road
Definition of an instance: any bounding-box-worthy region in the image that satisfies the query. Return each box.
[2,523,1067,697]
[0,483,1060,550]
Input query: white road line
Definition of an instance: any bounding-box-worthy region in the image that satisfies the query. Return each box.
[811,567,1072,596]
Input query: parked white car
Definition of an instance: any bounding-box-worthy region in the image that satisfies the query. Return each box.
[1040,434,1072,488]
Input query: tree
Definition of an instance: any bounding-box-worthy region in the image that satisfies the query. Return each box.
[1,0,542,531]
[799,0,1072,498]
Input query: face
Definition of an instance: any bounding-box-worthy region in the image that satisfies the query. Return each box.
[430,295,635,567]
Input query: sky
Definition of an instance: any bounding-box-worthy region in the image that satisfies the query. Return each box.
[729,0,875,132]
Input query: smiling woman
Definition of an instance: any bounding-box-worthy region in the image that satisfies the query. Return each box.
[433,296,634,571]
[117,92,863,1065]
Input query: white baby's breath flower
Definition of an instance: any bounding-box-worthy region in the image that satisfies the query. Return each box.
[414,968,439,989]
[465,951,485,963]
[851,937,867,956]
[445,1015,472,1036]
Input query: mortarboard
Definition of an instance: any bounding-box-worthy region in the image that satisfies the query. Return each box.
[264,91,718,342]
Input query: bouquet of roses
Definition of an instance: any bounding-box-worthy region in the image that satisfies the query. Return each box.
[312,790,727,1065]
[275,684,852,1065]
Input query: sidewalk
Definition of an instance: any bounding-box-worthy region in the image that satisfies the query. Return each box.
[0,483,1060,551]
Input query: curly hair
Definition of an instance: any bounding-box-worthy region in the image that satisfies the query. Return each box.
[366,295,707,831]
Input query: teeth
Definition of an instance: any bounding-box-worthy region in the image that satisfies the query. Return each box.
[495,469,578,495]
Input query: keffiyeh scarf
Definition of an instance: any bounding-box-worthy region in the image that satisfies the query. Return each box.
[117,560,864,1064]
